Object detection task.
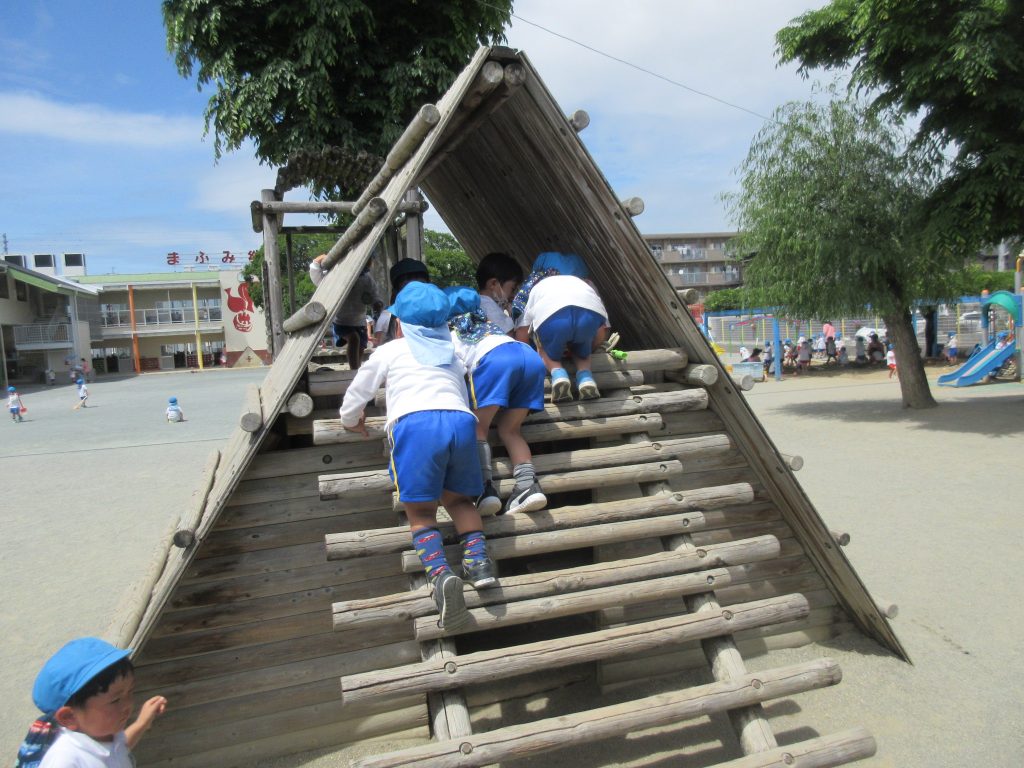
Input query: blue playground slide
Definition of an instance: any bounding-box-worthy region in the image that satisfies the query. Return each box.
[937,340,1016,387]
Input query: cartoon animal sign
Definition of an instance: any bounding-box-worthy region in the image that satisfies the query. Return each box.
[225,283,254,333]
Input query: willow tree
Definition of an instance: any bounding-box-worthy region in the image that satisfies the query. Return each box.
[725,93,971,408]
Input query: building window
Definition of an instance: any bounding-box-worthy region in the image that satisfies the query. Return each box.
[15,281,27,301]
[0,275,8,299]
[64,253,84,267]
[33,254,54,269]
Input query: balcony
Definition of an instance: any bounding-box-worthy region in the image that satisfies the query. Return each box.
[100,307,224,339]
[14,323,72,350]
[668,271,742,287]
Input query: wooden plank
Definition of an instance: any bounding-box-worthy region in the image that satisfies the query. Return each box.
[349,659,842,768]
[239,383,264,432]
[205,510,398,557]
[216,496,393,531]
[713,728,876,768]
[335,536,780,632]
[340,594,810,704]
[185,544,400,583]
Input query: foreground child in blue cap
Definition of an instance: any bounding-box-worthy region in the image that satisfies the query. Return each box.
[16,637,166,767]
[340,281,497,631]
[447,284,548,516]
[511,252,609,403]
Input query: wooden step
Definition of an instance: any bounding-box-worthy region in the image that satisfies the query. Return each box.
[319,434,732,499]
[326,483,754,560]
[348,659,858,768]
[339,593,809,705]
[334,536,780,633]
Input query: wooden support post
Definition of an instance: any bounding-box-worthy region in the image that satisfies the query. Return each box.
[731,372,755,391]
[239,384,264,433]
[352,104,441,216]
[285,232,296,314]
[780,453,804,471]
[679,288,701,305]
[172,450,221,548]
[404,189,424,261]
[281,301,327,334]
[830,529,851,547]
[672,364,719,387]
[568,109,590,132]
[260,189,287,357]
[620,196,645,217]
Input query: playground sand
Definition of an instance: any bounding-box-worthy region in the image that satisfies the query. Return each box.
[256,366,1024,768]
[3,367,1019,766]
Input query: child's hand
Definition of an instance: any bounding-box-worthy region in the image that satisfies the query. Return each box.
[344,417,369,437]
[137,696,167,729]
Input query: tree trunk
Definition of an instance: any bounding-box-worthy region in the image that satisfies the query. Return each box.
[883,311,937,408]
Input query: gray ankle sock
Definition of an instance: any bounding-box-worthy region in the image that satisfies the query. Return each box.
[477,440,493,484]
[513,462,535,489]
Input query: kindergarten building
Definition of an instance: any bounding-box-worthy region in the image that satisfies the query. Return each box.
[1,253,268,387]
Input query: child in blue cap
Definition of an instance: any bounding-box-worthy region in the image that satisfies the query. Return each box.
[165,397,185,423]
[447,284,548,516]
[340,281,496,631]
[8,385,25,423]
[511,252,609,402]
[16,637,166,767]
[73,378,89,410]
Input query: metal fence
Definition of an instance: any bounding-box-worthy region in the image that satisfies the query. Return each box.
[13,323,71,345]
[101,307,223,327]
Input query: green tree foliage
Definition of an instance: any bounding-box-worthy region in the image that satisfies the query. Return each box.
[776,0,1024,245]
[702,288,750,312]
[163,0,512,175]
[424,230,474,288]
[724,93,974,407]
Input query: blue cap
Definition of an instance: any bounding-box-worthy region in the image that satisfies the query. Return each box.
[388,282,451,327]
[7,386,15,392]
[169,397,177,404]
[443,286,480,318]
[888,343,894,350]
[33,638,132,713]
[997,331,1008,339]
[948,331,955,337]
[532,251,589,279]
[76,379,84,385]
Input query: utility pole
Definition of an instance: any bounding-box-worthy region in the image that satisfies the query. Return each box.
[2,233,8,254]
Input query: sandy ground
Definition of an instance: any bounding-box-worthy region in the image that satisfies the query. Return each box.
[4,365,1022,766]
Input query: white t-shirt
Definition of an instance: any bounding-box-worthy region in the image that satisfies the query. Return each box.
[339,337,472,428]
[479,294,514,333]
[515,275,608,331]
[166,405,184,421]
[78,383,89,398]
[886,349,896,366]
[8,393,23,409]
[40,729,134,768]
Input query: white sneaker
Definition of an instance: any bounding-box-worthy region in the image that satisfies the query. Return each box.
[505,481,547,515]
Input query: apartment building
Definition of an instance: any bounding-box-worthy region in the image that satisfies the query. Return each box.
[642,232,741,300]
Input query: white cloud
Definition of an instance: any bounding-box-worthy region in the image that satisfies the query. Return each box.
[192,148,280,214]
[0,91,199,147]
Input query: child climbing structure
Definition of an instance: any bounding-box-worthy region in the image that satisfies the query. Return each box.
[109,47,904,767]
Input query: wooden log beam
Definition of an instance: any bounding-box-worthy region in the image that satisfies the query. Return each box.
[568,109,590,132]
[351,104,441,216]
[281,301,326,334]
[239,384,264,433]
[671,364,719,387]
[340,594,810,704]
[874,599,898,619]
[731,373,755,391]
[461,60,505,112]
[714,728,876,767]
[320,197,389,270]
[334,536,780,632]
[285,392,314,418]
[348,659,845,768]
[522,388,707,426]
[171,450,221,549]
[326,483,754,560]
[831,529,851,547]
[679,288,701,305]
[620,196,645,217]
[585,347,688,374]
[780,452,804,471]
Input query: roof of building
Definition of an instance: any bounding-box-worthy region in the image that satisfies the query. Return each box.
[642,231,740,241]
[72,270,232,288]
[3,262,99,296]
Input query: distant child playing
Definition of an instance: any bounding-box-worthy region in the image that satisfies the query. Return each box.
[16,637,166,768]
[448,276,548,516]
[166,397,185,422]
[511,252,609,403]
[339,282,496,631]
[8,385,25,423]
[73,378,88,410]
[887,344,898,379]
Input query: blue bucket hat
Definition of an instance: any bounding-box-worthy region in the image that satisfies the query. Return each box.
[444,286,481,318]
[7,386,15,392]
[169,397,177,404]
[33,638,132,713]
[388,282,451,327]
[76,379,84,385]
[532,251,589,279]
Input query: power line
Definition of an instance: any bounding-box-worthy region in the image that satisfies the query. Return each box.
[477,0,782,125]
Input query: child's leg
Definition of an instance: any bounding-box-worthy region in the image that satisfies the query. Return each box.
[406,501,470,629]
[345,330,362,370]
[443,491,497,589]
[534,311,573,402]
[570,313,608,400]
[473,405,501,515]
[497,408,547,514]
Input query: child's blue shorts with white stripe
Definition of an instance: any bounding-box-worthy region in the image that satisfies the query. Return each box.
[536,305,605,361]
[469,342,546,411]
[387,410,482,502]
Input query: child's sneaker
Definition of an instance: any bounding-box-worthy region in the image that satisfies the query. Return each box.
[432,571,469,631]
[475,482,502,516]
[463,557,498,589]
[577,371,601,400]
[550,368,572,403]
[505,481,547,515]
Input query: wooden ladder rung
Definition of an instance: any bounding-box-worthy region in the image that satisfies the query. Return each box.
[339,593,809,705]
[347,658,841,767]
[334,536,780,632]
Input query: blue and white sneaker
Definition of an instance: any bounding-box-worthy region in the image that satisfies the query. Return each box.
[576,370,601,400]
[550,368,572,403]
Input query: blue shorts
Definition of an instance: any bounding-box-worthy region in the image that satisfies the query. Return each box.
[387,410,482,502]
[536,306,605,361]
[333,323,368,349]
[9,406,19,415]
[469,342,547,411]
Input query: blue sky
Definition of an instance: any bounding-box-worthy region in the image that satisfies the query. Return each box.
[1,1,826,275]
